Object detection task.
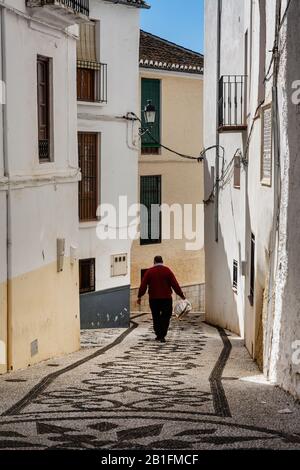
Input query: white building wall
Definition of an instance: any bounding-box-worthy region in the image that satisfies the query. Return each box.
[1,3,81,371]
[204,0,275,358]
[204,0,246,338]
[268,0,300,399]
[78,1,140,325]
[205,0,300,398]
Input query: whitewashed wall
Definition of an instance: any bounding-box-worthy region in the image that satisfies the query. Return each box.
[78,1,140,293]
[204,0,246,338]
[1,3,81,371]
[204,0,275,357]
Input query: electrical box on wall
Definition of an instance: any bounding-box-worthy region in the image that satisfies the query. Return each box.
[111,254,128,277]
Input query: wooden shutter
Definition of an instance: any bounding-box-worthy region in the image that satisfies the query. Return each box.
[37,56,50,161]
[141,78,160,149]
[78,133,98,221]
[233,260,238,290]
[77,68,96,101]
[261,105,272,186]
[79,259,96,294]
[140,175,161,245]
[77,22,97,63]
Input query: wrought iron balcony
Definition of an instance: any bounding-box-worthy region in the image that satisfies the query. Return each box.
[26,0,89,28]
[218,75,247,132]
[77,62,108,104]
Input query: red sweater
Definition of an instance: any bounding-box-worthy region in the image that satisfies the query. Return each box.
[138,265,185,300]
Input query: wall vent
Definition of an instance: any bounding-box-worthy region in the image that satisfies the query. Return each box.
[111,254,128,277]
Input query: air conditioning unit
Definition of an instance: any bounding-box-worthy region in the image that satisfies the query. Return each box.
[111,254,128,277]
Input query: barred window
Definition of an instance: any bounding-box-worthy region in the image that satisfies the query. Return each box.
[79,259,95,294]
[233,260,238,291]
[37,56,51,162]
[78,132,99,222]
[140,175,161,245]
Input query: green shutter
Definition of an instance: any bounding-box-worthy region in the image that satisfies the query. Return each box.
[140,176,161,245]
[141,78,160,148]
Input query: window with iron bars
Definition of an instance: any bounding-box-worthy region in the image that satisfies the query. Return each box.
[78,132,99,222]
[218,75,247,131]
[37,55,52,162]
[233,260,238,291]
[79,258,95,294]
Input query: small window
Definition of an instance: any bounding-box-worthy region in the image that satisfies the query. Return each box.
[233,153,241,189]
[233,260,238,291]
[37,56,52,162]
[79,259,95,294]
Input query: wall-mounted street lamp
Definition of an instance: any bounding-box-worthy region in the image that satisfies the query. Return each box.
[123,101,207,162]
[123,100,156,137]
[144,100,156,126]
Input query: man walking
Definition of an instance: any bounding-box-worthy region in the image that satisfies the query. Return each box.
[137,256,186,343]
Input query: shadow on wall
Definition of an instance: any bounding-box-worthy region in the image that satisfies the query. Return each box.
[204,157,241,336]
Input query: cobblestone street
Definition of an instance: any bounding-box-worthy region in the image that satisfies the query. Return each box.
[0,313,299,450]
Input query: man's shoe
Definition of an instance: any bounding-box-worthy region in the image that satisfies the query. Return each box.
[155,337,160,341]
[160,338,166,343]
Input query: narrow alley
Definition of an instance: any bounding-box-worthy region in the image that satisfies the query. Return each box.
[0,314,299,451]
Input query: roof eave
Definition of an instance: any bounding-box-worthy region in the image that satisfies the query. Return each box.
[104,0,150,9]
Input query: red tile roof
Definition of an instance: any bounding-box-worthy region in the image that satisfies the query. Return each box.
[140,30,204,74]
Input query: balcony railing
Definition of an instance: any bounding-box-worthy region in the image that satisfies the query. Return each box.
[218,75,247,131]
[26,0,89,27]
[77,62,108,104]
[51,0,89,16]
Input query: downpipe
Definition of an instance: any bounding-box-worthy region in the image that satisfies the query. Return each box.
[1,5,11,372]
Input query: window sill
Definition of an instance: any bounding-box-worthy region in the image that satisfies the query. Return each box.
[260,178,272,187]
[77,100,107,107]
[79,220,99,229]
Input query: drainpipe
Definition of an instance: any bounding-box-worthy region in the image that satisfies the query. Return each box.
[215,0,222,242]
[1,6,11,372]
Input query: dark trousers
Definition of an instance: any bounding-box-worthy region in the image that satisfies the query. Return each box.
[149,298,173,339]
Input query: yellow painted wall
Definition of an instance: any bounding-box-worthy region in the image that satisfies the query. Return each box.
[131,70,204,289]
[0,281,7,374]
[7,258,80,372]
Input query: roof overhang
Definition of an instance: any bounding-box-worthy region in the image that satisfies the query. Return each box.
[104,0,150,9]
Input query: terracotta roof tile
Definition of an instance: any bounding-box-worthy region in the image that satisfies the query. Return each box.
[140,30,204,74]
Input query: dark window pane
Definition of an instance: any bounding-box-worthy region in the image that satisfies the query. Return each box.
[78,133,98,221]
[37,56,51,161]
[140,175,161,245]
[79,259,95,294]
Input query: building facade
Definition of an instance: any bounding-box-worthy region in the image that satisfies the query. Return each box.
[131,31,205,312]
[77,0,149,328]
[204,0,300,399]
[0,0,88,372]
